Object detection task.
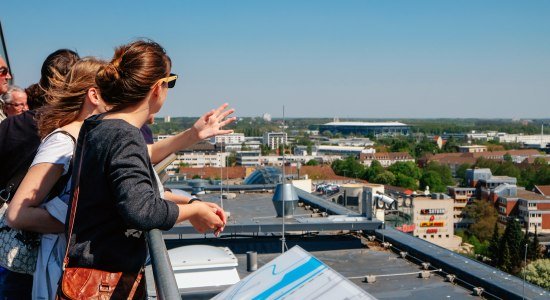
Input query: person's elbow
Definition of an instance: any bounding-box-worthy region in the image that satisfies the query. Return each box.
[5,205,25,230]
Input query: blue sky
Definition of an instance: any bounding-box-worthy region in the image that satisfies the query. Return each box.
[2,0,549,118]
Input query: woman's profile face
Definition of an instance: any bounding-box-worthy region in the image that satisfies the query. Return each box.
[149,71,172,114]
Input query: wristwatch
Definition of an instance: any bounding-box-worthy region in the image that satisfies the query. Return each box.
[188,198,202,204]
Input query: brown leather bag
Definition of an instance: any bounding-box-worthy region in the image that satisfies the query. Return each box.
[56,133,145,300]
[57,267,144,299]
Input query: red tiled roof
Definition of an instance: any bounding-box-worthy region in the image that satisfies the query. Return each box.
[534,185,550,196]
[517,189,549,200]
[360,152,413,161]
[471,149,540,159]
[179,166,246,179]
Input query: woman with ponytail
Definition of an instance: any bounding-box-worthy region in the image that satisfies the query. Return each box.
[60,40,230,299]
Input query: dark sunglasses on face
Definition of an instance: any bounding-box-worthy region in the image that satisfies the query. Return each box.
[0,67,9,77]
[155,73,178,89]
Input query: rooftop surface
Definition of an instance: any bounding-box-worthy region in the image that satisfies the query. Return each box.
[149,192,507,299]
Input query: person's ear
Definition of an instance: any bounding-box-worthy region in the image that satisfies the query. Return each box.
[88,87,100,105]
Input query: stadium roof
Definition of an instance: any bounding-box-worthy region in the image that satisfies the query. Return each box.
[323,122,408,127]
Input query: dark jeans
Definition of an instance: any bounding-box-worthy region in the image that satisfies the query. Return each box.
[0,267,32,300]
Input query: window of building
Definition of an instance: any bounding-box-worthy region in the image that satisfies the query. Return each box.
[430,235,434,238]
[423,235,427,238]
[438,235,442,238]
[446,235,449,238]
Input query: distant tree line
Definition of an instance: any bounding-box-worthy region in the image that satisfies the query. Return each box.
[331,157,454,192]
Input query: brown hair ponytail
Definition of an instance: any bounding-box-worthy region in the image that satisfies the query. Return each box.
[96,40,171,112]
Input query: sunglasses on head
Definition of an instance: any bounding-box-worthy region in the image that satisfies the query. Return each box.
[0,67,9,77]
[155,73,178,89]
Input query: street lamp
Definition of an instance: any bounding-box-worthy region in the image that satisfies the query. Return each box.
[521,243,529,299]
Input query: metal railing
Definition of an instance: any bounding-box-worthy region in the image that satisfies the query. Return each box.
[148,153,180,299]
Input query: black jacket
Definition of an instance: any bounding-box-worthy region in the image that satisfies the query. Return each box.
[0,111,41,195]
[67,115,179,272]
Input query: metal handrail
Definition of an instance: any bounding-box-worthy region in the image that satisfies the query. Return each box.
[148,153,180,299]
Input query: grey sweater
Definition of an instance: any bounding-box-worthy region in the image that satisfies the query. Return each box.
[67,115,179,272]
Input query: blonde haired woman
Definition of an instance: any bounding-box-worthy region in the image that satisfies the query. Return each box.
[6,58,108,299]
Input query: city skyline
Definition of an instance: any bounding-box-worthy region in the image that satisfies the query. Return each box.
[2,0,549,118]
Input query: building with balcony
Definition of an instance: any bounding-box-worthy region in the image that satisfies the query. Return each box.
[517,190,550,233]
[236,150,261,167]
[447,187,476,228]
[263,132,287,149]
[177,152,230,168]
[210,133,245,145]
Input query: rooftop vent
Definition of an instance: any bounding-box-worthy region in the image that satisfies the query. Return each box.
[272,183,299,218]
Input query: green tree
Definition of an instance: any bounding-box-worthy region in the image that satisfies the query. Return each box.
[530,226,543,260]
[474,157,499,173]
[442,136,459,153]
[421,162,454,192]
[456,163,472,185]
[371,171,396,185]
[394,174,418,190]
[420,170,443,192]
[227,153,237,166]
[388,161,422,180]
[495,161,521,179]
[414,139,439,158]
[462,200,498,241]
[390,139,411,153]
[305,159,319,166]
[488,222,500,266]
[533,157,547,166]
[522,259,550,289]
[503,153,512,162]
[331,156,366,178]
[260,144,271,155]
[500,240,512,273]
[499,218,524,273]
[365,160,384,181]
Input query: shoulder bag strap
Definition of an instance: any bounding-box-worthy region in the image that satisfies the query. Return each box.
[62,131,86,270]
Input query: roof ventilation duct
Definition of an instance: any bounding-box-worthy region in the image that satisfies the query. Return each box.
[272,183,299,218]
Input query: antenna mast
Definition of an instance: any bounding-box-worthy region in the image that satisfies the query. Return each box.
[281,105,287,253]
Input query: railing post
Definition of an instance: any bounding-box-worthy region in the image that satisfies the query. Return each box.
[146,229,180,300]
[148,153,180,299]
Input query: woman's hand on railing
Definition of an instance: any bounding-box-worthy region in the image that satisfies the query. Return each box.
[187,201,226,234]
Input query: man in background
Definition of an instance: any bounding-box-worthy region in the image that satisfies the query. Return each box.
[1,86,28,118]
[0,56,12,122]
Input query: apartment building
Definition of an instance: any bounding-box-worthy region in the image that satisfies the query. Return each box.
[517,191,550,233]
[447,187,476,228]
[210,133,245,145]
[263,132,287,149]
[236,150,261,167]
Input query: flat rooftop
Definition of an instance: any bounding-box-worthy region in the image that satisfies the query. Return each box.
[150,192,482,299]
